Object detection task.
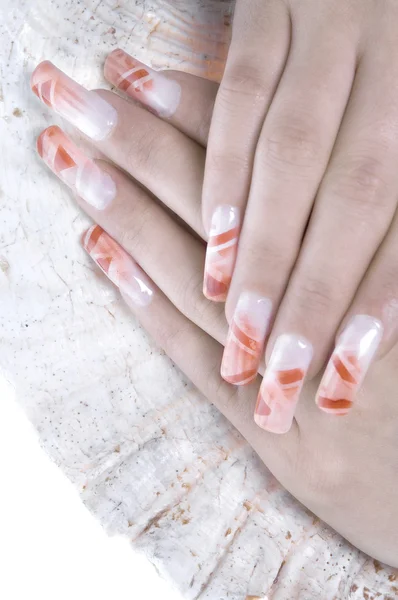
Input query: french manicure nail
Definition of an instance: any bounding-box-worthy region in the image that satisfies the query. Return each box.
[37,126,116,210]
[31,61,117,140]
[104,49,181,118]
[221,292,272,385]
[254,335,313,434]
[316,315,383,415]
[83,225,153,306]
[203,205,240,302]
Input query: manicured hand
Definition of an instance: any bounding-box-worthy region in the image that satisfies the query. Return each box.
[201,0,398,431]
[30,56,398,568]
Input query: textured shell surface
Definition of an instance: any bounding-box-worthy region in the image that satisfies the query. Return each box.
[0,0,397,598]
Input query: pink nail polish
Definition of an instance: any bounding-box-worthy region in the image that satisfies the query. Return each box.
[221,292,272,385]
[203,205,240,302]
[316,315,382,415]
[254,335,313,434]
[104,49,181,118]
[83,225,153,306]
[37,126,116,210]
[31,61,117,140]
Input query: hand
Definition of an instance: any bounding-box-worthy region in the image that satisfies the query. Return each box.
[31,56,398,568]
[200,0,398,432]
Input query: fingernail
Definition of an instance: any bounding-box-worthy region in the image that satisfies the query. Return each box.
[83,225,153,306]
[31,61,117,140]
[104,49,181,118]
[254,335,313,434]
[203,205,240,302]
[316,315,383,415]
[37,126,116,210]
[221,292,272,385]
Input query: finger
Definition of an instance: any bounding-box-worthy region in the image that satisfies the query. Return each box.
[31,61,206,237]
[222,17,356,393]
[265,46,398,426]
[38,125,297,449]
[82,225,297,469]
[202,0,291,301]
[315,209,398,414]
[37,126,226,344]
[104,49,218,146]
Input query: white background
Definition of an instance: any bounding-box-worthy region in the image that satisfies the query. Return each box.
[0,376,182,600]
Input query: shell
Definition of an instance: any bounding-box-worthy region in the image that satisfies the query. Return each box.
[0,0,397,598]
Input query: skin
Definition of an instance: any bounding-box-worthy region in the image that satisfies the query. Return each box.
[203,0,398,381]
[32,68,398,567]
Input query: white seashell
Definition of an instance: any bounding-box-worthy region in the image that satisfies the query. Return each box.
[0,0,396,597]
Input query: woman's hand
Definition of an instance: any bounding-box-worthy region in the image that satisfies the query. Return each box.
[31,57,398,567]
[199,0,398,430]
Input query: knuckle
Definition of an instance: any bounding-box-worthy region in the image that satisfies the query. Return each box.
[329,155,391,213]
[126,125,171,178]
[179,268,225,330]
[220,62,270,104]
[260,116,322,174]
[117,203,153,256]
[156,321,186,359]
[207,362,231,403]
[215,375,253,421]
